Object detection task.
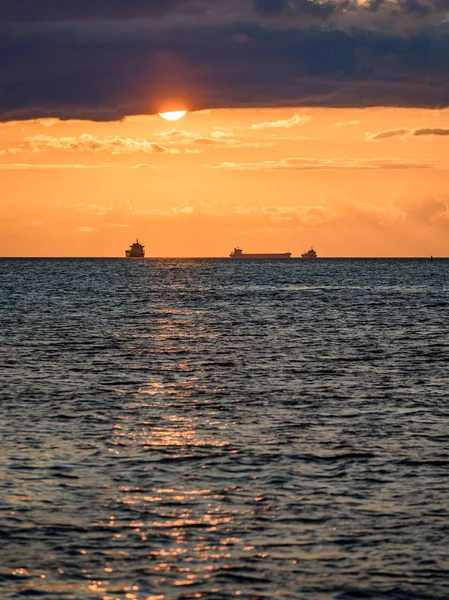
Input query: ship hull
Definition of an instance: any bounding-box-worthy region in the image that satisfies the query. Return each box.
[230,253,291,259]
[125,251,145,258]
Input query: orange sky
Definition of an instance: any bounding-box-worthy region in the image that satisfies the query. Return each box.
[1,107,448,257]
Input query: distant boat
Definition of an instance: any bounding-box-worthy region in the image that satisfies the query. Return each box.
[229,247,291,259]
[125,239,145,258]
[301,247,317,259]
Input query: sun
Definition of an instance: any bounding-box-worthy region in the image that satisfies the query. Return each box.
[158,110,187,121]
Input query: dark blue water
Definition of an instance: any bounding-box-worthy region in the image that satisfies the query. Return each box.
[1,258,449,600]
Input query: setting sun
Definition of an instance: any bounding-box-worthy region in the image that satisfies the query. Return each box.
[158,110,187,121]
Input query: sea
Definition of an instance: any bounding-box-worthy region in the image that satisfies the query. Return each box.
[1,258,448,600]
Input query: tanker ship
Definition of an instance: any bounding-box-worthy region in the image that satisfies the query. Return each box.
[229,247,291,259]
[125,239,145,258]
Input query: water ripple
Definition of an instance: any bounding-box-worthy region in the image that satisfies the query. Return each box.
[1,258,449,599]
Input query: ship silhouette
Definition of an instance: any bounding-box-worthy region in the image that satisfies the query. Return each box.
[229,247,291,259]
[301,247,317,259]
[125,239,145,258]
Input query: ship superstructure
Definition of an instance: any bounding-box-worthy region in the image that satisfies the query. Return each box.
[125,239,145,258]
[229,247,291,259]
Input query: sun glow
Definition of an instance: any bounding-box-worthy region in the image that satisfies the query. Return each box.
[158,110,187,121]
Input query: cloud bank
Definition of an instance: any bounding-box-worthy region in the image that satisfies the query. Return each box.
[1,0,449,121]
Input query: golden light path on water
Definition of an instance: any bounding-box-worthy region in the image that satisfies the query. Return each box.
[96,388,250,597]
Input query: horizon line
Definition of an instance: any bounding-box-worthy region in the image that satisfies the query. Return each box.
[0,256,445,260]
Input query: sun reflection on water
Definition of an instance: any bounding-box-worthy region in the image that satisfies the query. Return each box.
[88,377,252,596]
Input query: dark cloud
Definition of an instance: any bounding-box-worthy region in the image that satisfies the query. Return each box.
[1,0,449,121]
[0,0,191,24]
[367,128,412,140]
[414,127,449,136]
[368,126,449,140]
[254,0,340,19]
[254,0,288,15]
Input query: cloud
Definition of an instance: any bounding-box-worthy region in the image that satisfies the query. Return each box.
[249,187,449,231]
[75,226,96,233]
[235,205,251,215]
[111,196,132,214]
[261,204,330,225]
[1,2,449,121]
[210,129,234,138]
[135,202,196,217]
[393,182,449,225]
[105,196,198,218]
[156,130,229,146]
[208,157,435,171]
[367,127,449,141]
[250,113,311,129]
[132,163,158,169]
[338,182,449,228]
[23,134,176,154]
[0,163,109,169]
[332,120,361,127]
[1,118,60,128]
[414,128,449,137]
[154,128,275,151]
[0,147,25,155]
[351,202,405,226]
[367,128,412,141]
[0,1,195,24]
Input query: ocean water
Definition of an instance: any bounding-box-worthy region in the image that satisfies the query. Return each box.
[1,258,448,600]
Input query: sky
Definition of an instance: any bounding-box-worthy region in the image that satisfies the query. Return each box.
[1,0,448,257]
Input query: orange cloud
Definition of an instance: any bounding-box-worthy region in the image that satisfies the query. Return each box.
[351,202,405,226]
[250,113,311,130]
[154,129,274,151]
[132,163,158,169]
[0,147,25,155]
[393,182,449,225]
[23,134,177,154]
[332,120,361,127]
[0,163,109,169]
[261,204,330,225]
[209,157,435,171]
[74,226,96,233]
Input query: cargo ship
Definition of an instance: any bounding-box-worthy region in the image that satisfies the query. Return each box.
[301,247,317,259]
[230,247,291,259]
[125,239,145,258]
